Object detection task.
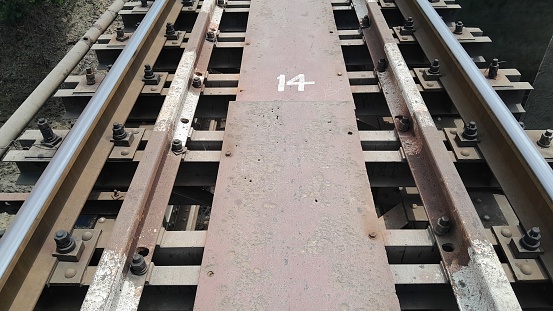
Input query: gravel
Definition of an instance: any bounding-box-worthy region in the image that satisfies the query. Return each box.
[0,0,119,230]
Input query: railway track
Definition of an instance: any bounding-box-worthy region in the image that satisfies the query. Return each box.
[0,0,552,309]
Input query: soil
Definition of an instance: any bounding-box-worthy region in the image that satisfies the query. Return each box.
[0,0,121,229]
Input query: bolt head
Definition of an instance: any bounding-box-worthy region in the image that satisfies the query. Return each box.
[54,230,69,245]
[130,254,148,275]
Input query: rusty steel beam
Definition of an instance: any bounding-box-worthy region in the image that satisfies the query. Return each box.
[81,1,218,309]
[195,0,400,309]
[104,6,225,310]
[0,0,179,309]
[360,1,520,310]
[394,0,553,279]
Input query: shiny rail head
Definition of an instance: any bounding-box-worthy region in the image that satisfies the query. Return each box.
[415,0,553,202]
[0,0,170,289]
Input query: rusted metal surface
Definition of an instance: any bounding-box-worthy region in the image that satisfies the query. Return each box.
[394,0,553,280]
[195,101,400,310]
[195,0,399,308]
[236,0,352,102]
[362,1,520,310]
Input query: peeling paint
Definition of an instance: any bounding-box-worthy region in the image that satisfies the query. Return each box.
[449,239,521,311]
[81,250,126,311]
[384,43,435,128]
[113,279,143,311]
[154,51,196,132]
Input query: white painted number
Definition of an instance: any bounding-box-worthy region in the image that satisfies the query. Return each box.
[277,74,315,92]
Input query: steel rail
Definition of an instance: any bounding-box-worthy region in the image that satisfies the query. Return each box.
[0,0,128,159]
[395,0,553,277]
[81,1,217,309]
[360,1,520,309]
[0,0,168,296]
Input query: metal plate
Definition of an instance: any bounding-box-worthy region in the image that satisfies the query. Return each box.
[236,0,352,102]
[195,101,400,310]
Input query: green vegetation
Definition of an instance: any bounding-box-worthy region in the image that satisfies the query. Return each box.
[0,0,63,23]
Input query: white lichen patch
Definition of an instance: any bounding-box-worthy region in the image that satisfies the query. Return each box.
[449,239,521,311]
[384,43,435,128]
[81,250,126,310]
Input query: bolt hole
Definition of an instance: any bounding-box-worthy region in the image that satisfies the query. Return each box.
[207,271,214,277]
[83,36,89,41]
[137,247,149,257]
[442,243,455,252]
[315,199,318,203]
[249,179,252,183]
[347,131,353,135]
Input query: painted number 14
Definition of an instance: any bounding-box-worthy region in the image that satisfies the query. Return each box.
[277,74,315,92]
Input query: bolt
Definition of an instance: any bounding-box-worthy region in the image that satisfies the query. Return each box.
[85,67,96,85]
[377,58,387,72]
[519,121,526,129]
[482,214,491,221]
[487,58,499,79]
[192,75,202,88]
[130,254,148,275]
[520,264,534,276]
[500,228,512,238]
[166,22,176,37]
[428,59,440,74]
[368,232,377,239]
[434,216,450,236]
[520,227,541,251]
[82,231,93,241]
[225,150,231,157]
[143,64,155,80]
[65,268,77,279]
[397,116,410,132]
[404,17,414,30]
[361,15,370,29]
[537,129,553,148]
[54,230,76,254]
[462,121,478,140]
[172,139,183,152]
[112,122,128,140]
[454,21,464,34]
[37,118,60,145]
[206,31,216,42]
[141,0,148,7]
[116,27,129,42]
[400,17,415,35]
